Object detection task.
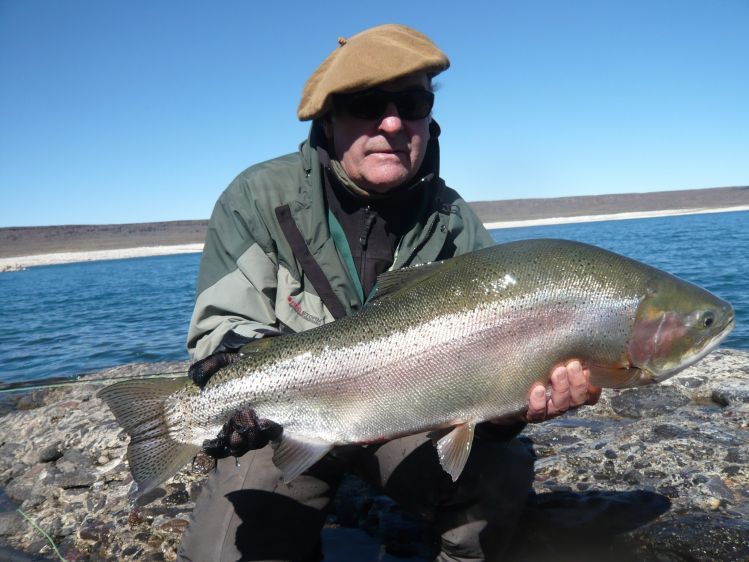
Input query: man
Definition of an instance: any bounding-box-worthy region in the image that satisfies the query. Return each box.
[179,24,599,561]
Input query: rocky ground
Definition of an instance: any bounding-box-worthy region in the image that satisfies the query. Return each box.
[0,349,747,561]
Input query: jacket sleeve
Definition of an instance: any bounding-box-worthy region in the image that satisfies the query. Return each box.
[186,177,280,362]
[457,200,495,251]
[438,190,496,258]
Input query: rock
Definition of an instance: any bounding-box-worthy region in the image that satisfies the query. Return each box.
[609,385,690,418]
[4,465,47,503]
[674,376,708,388]
[704,476,735,502]
[122,544,143,557]
[651,423,691,439]
[54,470,96,489]
[624,513,749,562]
[0,443,23,458]
[78,521,115,543]
[134,487,166,507]
[56,450,93,472]
[38,443,63,463]
[162,484,189,506]
[159,518,189,533]
[128,507,147,526]
[711,381,749,406]
[14,391,48,411]
[189,452,216,475]
[0,512,25,537]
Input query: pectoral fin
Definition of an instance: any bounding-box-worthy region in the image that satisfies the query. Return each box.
[271,434,333,483]
[589,364,648,389]
[431,423,475,481]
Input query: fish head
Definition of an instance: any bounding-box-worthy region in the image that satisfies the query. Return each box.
[627,273,735,384]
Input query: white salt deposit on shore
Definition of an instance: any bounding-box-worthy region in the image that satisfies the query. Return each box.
[2,205,748,271]
[483,204,749,230]
[0,244,204,272]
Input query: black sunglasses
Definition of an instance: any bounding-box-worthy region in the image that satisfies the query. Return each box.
[333,89,435,121]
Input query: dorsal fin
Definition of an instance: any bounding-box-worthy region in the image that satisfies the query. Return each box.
[238,332,283,355]
[370,260,446,302]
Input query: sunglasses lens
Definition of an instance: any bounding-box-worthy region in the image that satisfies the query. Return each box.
[346,92,388,120]
[339,90,434,121]
[397,91,434,120]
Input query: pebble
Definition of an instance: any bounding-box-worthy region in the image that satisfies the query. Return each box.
[38,443,63,463]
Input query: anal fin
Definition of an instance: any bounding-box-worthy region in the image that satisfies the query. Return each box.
[271,434,333,483]
[431,423,475,482]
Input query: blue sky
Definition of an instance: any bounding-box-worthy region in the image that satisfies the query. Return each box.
[1,0,747,227]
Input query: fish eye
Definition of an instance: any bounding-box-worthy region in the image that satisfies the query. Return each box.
[701,311,715,329]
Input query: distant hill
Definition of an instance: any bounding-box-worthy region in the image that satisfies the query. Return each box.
[0,221,208,259]
[1,186,747,258]
[469,185,749,223]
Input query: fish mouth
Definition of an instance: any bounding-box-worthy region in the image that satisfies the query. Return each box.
[650,315,736,383]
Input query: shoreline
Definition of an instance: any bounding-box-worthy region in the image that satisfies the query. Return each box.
[482,204,749,229]
[0,244,204,272]
[2,205,748,271]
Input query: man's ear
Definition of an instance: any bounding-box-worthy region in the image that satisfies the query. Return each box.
[322,116,333,140]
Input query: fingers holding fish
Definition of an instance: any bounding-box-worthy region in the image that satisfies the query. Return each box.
[525,385,549,422]
[202,409,283,459]
[526,360,600,422]
[565,360,601,407]
[548,364,573,415]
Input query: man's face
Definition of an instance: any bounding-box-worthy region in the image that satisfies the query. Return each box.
[324,73,432,194]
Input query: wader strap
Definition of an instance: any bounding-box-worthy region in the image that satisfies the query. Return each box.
[327,210,365,306]
[275,204,348,320]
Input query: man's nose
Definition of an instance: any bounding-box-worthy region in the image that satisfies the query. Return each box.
[378,102,404,133]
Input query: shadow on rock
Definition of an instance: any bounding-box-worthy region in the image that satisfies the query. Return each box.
[623,513,749,562]
[507,490,671,561]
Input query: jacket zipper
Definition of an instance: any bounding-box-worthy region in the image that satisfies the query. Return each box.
[359,206,375,283]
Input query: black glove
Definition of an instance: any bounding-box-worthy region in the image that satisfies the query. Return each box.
[202,409,283,459]
[189,331,284,458]
[188,328,283,388]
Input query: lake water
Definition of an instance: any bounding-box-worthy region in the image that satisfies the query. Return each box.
[1,210,746,385]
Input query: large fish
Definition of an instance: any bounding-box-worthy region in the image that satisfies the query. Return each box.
[100,239,735,494]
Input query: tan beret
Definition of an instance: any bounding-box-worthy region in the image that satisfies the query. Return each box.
[297,24,450,121]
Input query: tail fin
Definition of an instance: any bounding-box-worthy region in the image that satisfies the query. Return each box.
[98,377,200,495]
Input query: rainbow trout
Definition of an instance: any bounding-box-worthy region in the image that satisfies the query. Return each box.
[100,239,735,494]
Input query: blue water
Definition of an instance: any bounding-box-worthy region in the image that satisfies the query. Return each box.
[0,211,746,385]
[0,253,199,384]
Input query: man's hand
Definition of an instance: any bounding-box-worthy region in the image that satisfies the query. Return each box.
[492,360,602,426]
[189,341,283,459]
[202,409,283,459]
[524,360,601,422]
[188,351,243,388]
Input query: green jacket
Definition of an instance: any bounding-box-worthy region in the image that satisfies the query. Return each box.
[187,129,494,361]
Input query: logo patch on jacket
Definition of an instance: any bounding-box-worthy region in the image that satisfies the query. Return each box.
[287,296,324,326]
